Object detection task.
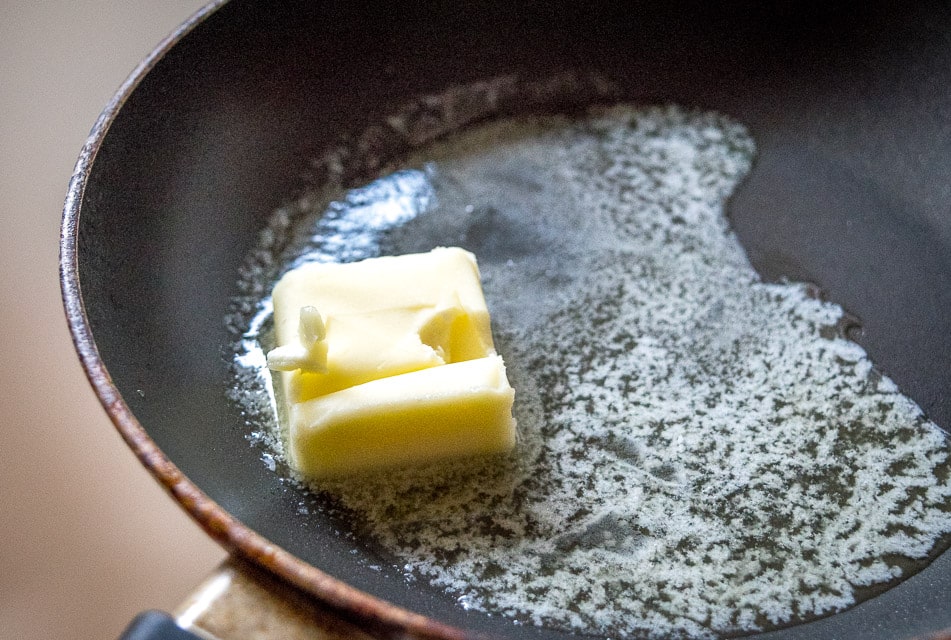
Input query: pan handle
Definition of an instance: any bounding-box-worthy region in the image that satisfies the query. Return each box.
[119,611,203,640]
[158,557,376,640]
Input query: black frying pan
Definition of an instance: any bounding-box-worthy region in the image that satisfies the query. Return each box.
[61,1,951,639]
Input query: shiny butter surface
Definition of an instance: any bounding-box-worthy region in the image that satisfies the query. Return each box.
[269,247,516,478]
[273,247,494,400]
[289,355,515,478]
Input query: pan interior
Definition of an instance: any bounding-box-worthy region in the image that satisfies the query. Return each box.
[72,3,951,640]
[228,93,951,640]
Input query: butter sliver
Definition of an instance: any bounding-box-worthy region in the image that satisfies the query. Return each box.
[287,355,516,478]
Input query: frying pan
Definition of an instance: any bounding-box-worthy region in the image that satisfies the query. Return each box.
[60,1,951,639]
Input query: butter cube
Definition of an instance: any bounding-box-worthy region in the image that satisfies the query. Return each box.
[268,247,516,478]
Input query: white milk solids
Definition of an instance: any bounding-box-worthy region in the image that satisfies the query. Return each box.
[231,105,951,639]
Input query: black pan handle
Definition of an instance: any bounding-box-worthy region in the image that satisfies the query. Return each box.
[118,611,205,640]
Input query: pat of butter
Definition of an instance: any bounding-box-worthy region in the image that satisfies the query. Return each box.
[268,247,516,478]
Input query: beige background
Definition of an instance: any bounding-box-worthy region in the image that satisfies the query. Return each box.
[0,2,227,640]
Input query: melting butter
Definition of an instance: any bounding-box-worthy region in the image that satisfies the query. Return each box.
[267,247,516,478]
[230,105,951,640]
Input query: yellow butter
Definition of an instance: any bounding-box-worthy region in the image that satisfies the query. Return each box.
[288,355,515,478]
[268,247,516,478]
[272,247,495,400]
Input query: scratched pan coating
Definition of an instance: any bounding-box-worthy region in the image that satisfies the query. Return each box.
[61,1,951,639]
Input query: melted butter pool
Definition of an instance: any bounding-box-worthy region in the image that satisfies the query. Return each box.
[230,105,951,639]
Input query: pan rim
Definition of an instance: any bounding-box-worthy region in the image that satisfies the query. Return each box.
[57,2,471,638]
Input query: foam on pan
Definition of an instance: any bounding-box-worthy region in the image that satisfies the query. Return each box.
[229,104,951,639]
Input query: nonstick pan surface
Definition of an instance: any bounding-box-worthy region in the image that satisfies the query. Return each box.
[61,1,951,639]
